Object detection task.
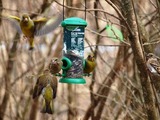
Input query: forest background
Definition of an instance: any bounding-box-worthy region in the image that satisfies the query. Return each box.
[0,0,160,120]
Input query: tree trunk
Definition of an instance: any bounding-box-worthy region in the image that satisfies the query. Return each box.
[120,0,158,119]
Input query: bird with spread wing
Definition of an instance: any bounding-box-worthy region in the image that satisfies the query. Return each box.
[4,13,63,50]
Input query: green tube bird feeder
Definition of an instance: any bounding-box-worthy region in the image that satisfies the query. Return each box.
[59,17,87,84]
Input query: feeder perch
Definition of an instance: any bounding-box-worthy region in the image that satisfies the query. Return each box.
[59,17,87,84]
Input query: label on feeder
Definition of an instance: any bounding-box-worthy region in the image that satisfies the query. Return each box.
[63,26,85,57]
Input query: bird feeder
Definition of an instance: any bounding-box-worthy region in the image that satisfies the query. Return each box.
[59,17,87,84]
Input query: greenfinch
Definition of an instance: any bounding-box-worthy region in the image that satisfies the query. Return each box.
[6,13,63,50]
[84,55,96,76]
[41,83,54,114]
[48,57,62,75]
[32,69,57,114]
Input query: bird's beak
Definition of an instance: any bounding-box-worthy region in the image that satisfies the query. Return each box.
[52,60,59,65]
[23,18,28,22]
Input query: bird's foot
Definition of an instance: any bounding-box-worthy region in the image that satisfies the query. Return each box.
[55,73,62,77]
[83,73,92,77]
[23,35,28,40]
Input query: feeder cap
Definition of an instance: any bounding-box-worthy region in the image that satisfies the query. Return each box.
[61,17,87,27]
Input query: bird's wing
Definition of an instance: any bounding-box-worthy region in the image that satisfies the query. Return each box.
[33,18,48,26]
[32,75,47,98]
[84,60,89,72]
[3,15,22,34]
[7,15,21,22]
[147,63,157,73]
[32,77,40,99]
[34,13,63,36]
[51,76,58,99]
[150,60,159,67]
[32,85,38,99]
[37,76,48,96]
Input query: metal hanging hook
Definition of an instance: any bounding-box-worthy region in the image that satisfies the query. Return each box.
[85,0,87,20]
[63,0,65,20]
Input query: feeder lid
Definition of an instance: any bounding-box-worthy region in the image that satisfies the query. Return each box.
[61,17,87,27]
[59,77,86,84]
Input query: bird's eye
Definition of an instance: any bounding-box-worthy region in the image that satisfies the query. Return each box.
[148,54,153,58]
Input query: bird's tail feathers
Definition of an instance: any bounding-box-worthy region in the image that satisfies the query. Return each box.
[29,38,34,50]
[41,99,53,114]
[46,101,53,114]
[41,99,46,113]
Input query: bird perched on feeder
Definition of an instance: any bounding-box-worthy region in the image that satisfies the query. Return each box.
[48,57,62,75]
[146,53,160,75]
[5,13,63,50]
[84,54,96,76]
[32,69,58,114]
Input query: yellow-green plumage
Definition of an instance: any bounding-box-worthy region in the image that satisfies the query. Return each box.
[20,14,34,36]
[32,69,57,114]
[7,14,35,50]
[41,84,54,114]
[84,55,96,75]
[20,14,35,50]
[5,13,63,50]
